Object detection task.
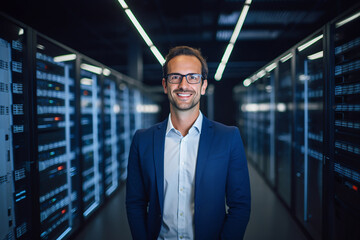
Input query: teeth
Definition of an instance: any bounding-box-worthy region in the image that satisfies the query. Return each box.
[178,93,191,96]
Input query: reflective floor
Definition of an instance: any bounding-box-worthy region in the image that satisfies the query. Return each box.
[73,163,308,240]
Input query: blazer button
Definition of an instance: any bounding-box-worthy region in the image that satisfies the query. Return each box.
[159,214,162,219]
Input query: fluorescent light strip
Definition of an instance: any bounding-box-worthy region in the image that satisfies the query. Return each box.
[230,4,250,44]
[118,0,165,65]
[103,68,111,76]
[256,69,266,78]
[214,44,234,80]
[214,0,252,81]
[243,78,251,87]
[265,62,276,72]
[80,63,102,75]
[336,10,360,28]
[307,51,323,60]
[124,9,153,46]
[150,46,166,65]
[54,54,77,62]
[280,53,293,63]
[297,35,323,52]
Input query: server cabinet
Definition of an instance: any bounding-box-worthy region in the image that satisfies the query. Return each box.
[0,15,31,240]
[102,74,119,196]
[275,52,293,207]
[35,36,81,239]
[332,9,360,240]
[79,60,103,218]
[294,32,324,240]
[118,83,130,180]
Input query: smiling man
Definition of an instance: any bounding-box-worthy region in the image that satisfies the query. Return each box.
[126,46,251,240]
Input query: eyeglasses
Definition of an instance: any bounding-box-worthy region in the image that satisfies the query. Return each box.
[165,73,203,84]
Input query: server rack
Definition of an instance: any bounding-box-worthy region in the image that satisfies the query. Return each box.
[0,13,161,240]
[234,5,360,240]
[331,8,360,240]
[0,15,31,240]
[35,36,81,239]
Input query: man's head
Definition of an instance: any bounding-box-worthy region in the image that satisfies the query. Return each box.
[162,46,208,113]
[162,46,208,81]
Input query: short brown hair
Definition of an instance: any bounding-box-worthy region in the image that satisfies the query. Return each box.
[162,46,208,80]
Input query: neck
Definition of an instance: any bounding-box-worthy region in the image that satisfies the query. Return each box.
[170,106,200,136]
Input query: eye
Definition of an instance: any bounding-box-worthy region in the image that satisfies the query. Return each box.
[170,74,181,80]
[188,74,197,80]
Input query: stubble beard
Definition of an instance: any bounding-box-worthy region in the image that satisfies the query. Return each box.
[168,91,200,112]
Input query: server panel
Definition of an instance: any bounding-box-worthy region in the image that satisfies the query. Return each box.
[0,16,31,240]
[35,36,81,240]
[276,53,293,207]
[79,61,102,218]
[294,32,324,240]
[333,9,360,240]
[102,75,119,196]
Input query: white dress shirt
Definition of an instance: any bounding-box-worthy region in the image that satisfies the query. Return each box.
[158,112,203,240]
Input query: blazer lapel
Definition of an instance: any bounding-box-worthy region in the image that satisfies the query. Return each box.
[153,119,167,215]
[195,117,214,199]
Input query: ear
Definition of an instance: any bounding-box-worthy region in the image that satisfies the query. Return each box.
[162,78,168,94]
[201,79,208,95]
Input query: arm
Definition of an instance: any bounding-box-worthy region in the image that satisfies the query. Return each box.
[126,131,149,240]
[221,128,251,240]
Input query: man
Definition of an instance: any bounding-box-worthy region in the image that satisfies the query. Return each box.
[126,46,251,240]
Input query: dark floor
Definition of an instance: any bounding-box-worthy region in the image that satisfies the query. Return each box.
[73,163,308,240]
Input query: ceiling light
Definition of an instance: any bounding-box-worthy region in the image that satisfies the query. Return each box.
[256,70,266,78]
[214,0,252,81]
[280,53,293,63]
[80,63,102,75]
[118,0,165,65]
[243,78,251,87]
[54,54,76,62]
[102,68,111,76]
[307,51,323,60]
[297,35,323,52]
[336,10,360,28]
[265,62,276,72]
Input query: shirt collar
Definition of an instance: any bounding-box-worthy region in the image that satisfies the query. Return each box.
[166,111,203,136]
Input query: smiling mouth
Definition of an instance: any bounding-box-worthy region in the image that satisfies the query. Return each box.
[177,93,191,97]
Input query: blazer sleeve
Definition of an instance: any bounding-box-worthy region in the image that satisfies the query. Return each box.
[126,130,149,240]
[221,127,251,240]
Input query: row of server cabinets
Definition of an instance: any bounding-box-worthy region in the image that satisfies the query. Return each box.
[0,14,161,240]
[234,6,360,240]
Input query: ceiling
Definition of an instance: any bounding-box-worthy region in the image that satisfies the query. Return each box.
[2,0,358,87]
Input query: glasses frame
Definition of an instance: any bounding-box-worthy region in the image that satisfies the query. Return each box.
[165,73,203,84]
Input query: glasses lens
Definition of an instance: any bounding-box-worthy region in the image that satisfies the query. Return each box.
[167,74,181,83]
[187,74,201,83]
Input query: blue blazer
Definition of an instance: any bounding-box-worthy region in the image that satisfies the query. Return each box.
[126,116,251,240]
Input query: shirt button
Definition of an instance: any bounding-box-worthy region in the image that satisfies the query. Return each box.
[180,188,183,191]
[180,236,183,239]
[180,212,183,216]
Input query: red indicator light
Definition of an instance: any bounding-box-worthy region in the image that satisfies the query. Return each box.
[353,185,358,191]
[54,117,61,121]
[61,209,66,214]
[84,90,88,96]
[57,165,64,171]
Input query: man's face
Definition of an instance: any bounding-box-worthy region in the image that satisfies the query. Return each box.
[162,55,208,112]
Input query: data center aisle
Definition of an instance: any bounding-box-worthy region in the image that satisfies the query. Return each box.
[73,164,308,240]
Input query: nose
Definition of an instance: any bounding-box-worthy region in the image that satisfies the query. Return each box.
[178,75,190,89]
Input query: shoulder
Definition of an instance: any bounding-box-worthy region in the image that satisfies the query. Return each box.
[133,119,167,139]
[205,117,239,134]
